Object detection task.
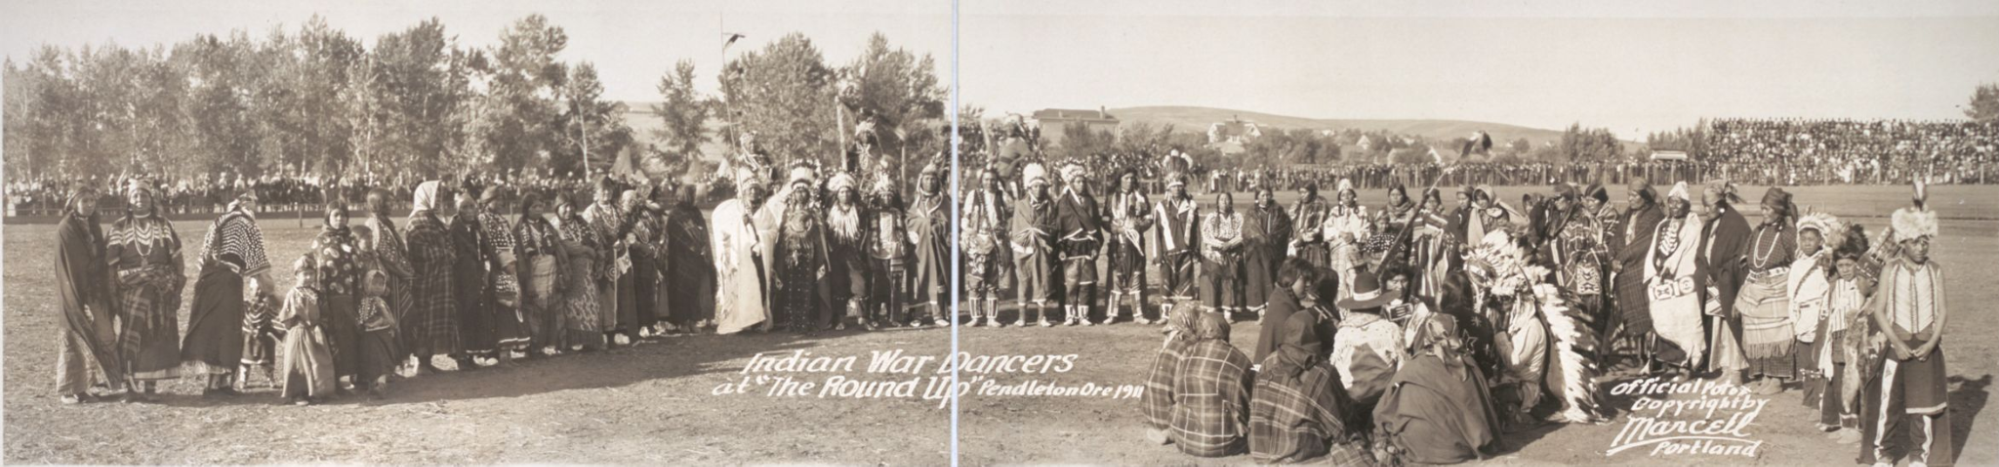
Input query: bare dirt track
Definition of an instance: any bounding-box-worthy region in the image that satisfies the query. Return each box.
[3,219,947,465]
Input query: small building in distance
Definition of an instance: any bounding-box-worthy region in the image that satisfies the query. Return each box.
[1032,107,1120,147]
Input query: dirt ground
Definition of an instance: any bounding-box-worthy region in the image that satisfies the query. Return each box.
[3,185,1993,466]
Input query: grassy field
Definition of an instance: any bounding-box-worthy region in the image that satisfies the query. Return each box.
[3,185,1993,465]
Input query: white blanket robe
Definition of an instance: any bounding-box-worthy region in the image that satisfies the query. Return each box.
[711,199,767,334]
[1645,215,1707,366]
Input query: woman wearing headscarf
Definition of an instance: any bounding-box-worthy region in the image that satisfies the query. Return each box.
[108,180,186,400]
[712,169,772,334]
[515,192,568,356]
[54,187,122,404]
[183,190,273,396]
[403,181,459,374]
[1288,183,1333,271]
[1165,311,1253,457]
[659,185,716,331]
[363,189,414,372]
[1645,182,1706,380]
[1374,313,1503,465]
[556,193,607,348]
[1200,191,1247,321]
[1250,307,1371,465]
[1142,302,1201,444]
[1736,187,1800,395]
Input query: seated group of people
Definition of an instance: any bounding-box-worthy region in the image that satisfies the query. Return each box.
[1141,258,1503,466]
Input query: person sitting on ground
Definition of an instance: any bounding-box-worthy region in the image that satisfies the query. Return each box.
[1374,313,1503,465]
[1249,308,1374,464]
[1142,302,1201,445]
[1165,311,1253,457]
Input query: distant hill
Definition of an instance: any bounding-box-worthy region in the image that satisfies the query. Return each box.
[1107,106,1572,147]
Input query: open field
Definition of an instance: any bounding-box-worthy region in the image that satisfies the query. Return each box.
[3,219,947,465]
[3,185,1993,465]
[955,185,1997,466]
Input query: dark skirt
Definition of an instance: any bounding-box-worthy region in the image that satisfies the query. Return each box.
[666,258,716,325]
[615,274,637,332]
[357,329,397,383]
[1242,246,1278,308]
[776,264,820,332]
[182,263,245,373]
[632,250,658,330]
[1295,242,1331,271]
[456,261,495,355]
[1615,267,1653,336]
[322,293,362,379]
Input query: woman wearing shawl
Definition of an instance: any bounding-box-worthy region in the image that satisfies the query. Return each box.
[556,193,608,348]
[108,181,186,399]
[1201,191,1248,321]
[1142,302,1201,444]
[1249,309,1372,465]
[1289,183,1333,270]
[1645,182,1706,379]
[54,187,122,404]
[310,203,365,389]
[1698,182,1754,385]
[660,185,716,331]
[515,193,569,356]
[1322,179,1373,300]
[1376,181,1416,237]
[363,189,414,372]
[1736,188,1800,395]
[403,181,459,374]
[183,191,273,396]
[1614,181,1665,371]
[582,180,631,343]
[712,170,771,334]
[1244,187,1293,322]
[1255,259,1324,363]
[478,188,530,357]
[1375,313,1503,465]
[1167,312,1253,457]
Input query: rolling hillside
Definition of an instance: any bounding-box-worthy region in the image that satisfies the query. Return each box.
[1108,106,1571,146]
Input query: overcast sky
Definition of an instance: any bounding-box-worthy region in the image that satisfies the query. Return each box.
[6,0,1997,138]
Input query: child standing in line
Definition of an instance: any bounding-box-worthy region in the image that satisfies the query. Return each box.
[1858,202,1952,467]
[279,256,336,406]
[356,270,398,399]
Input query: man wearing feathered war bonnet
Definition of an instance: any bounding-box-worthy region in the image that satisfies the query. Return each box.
[1859,193,1954,467]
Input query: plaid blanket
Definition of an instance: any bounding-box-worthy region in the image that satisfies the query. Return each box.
[1170,340,1252,457]
[1251,360,1358,463]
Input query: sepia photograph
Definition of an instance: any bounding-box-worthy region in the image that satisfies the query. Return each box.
[947,1,1996,466]
[4,0,1998,466]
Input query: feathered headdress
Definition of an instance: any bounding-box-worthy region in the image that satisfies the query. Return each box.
[1796,210,1845,252]
[1021,162,1048,187]
[1891,207,1938,243]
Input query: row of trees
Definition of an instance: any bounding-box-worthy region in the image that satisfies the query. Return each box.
[4,16,948,184]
